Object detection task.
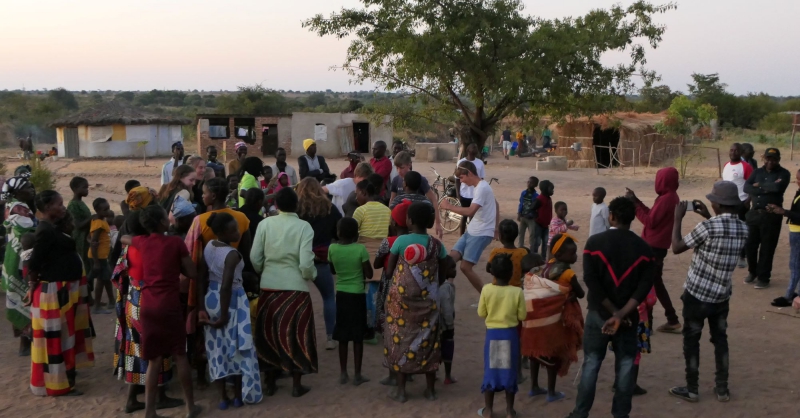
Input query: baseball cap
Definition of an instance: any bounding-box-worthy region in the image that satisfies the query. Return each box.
[764,148,780,159]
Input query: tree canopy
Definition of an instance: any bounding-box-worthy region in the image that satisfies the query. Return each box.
[305,0,675,147]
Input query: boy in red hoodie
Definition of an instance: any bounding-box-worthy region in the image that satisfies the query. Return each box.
[625,167,682,333]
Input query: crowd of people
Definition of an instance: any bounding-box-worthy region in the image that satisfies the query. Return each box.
[2,138,797,418]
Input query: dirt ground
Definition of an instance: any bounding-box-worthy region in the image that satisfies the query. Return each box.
[1,151,799,418]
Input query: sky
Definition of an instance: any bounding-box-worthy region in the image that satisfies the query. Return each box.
[1,0,798,95]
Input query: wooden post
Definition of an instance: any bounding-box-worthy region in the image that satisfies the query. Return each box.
[592,145,600,175]
[716,147,722,178]
[648,143,655,168]
[791,117,797,160]
[678,138,684,178]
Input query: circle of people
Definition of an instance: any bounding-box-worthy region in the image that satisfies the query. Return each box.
[2,138,797,418]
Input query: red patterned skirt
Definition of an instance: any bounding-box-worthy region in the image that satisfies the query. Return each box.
[254,290,318,374]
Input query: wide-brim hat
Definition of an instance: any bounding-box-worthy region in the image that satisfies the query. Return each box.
[706,181,741,206]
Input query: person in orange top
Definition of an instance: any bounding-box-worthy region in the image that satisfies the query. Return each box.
[89,197,115,314]
[486,220,530,287]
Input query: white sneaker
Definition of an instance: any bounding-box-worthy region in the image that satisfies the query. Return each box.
[326,338,337,350]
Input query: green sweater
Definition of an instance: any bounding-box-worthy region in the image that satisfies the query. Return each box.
[250,212,316,292]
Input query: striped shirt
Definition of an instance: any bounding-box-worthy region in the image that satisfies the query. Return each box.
[353,201,391,240]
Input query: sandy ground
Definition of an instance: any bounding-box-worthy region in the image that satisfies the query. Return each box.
[1,151,799,418]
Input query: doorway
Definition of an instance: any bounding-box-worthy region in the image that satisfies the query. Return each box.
[262,124,278,156]
[353,122,370,153]
[64,128,79,158]
[593,124,620,168]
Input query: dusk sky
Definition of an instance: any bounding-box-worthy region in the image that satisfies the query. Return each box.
[1,0,798,95]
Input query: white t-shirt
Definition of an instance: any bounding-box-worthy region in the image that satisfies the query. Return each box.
[457,157,486,199]
[721,161,754,201]
[466,180,497,237]
[589,202,610,237]
[326,178,356,215]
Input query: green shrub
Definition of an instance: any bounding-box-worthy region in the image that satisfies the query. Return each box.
[29,157,56,192]
[758,112,793,133]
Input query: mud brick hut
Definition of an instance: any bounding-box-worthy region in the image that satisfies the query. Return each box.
[50,101,191,158]
[549,112,678,169]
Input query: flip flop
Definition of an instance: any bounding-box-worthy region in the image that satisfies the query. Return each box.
[529,388,548,397]
[477,407,485,417]
[546,392,565,402]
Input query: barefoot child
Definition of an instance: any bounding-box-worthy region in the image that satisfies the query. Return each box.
[478,254,527,418]
[119,179,141,216]
[589,187,610,237]
[67,176,91,278]
[90,197,115,314]
[202,212,263,408]
[523,233,585,402]
[329,217,373,386]
[122,205,201,418]
[548,201,579,251]
[439,255,458,384]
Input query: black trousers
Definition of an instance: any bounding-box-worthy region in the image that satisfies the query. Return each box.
[737,203,749,258]
[652,247,679,324]
[681,291,729,393]
[746,210,783,282]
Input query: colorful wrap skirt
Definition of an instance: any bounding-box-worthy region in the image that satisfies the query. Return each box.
[254,290,318,374]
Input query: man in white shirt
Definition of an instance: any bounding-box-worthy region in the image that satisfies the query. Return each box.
[455,143,486,236]
[161,142,184,185]
[322,162,373,215]
[589,187,611,236]
[721,142,753,267]
[440,160,499,293]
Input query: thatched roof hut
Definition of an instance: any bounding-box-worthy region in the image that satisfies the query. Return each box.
[50,101,191,128]
[549,112,679,168]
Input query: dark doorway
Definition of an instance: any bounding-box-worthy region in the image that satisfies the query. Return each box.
[261,124,278,156]
[353,122,370,153]
[593,124,620,168]
[64,128,79,158]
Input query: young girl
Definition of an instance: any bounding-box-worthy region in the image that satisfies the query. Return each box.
[202,212,263,408]
[123,205,201,418]
[548,201,579,250]
[523,233,584,402]
[384,202,447,402]
[478,254,526,418]
[158,165,197,213]
[438,256,458,384]
[353,179,391,343]
[328,217,373,386]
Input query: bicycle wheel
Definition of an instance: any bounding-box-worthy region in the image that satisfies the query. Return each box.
[438,196,462,233]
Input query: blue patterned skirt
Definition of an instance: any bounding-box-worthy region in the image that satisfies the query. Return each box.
[481,327,520,393]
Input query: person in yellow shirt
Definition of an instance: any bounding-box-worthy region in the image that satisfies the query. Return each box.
[89,197,114,314]
[477,254,526,418]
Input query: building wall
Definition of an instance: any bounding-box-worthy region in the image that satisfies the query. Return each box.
[197,116,292,163]
[290,113,393,158]
[62,124,183,158]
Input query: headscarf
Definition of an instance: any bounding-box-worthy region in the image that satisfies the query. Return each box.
[273,172,290,194]
[234,141,247,152]
[126,186,154,211]
[391,199,412,227]
[2,174,32,202]
[303,139,316,151]
[172,195,196,218]
[13,165,32,177]
[550,233,578,259]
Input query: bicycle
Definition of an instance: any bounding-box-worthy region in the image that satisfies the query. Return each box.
[431,167,499,233]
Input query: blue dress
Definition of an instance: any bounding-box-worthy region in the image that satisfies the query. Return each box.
[203,241,262,404]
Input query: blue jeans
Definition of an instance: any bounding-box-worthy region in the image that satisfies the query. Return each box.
[569,310,638,418]
[786,232,800,299]
[681,291,729,393]
[312,262,336,337]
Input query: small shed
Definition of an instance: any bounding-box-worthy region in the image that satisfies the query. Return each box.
[549,112,678,168]
[50,101,191,158]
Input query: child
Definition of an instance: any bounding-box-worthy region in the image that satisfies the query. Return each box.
[19,232,35,285]
[389,171,430,209]
[487,220,530,287]
[109,213,121,252]
[522,233,584,402]
[354,178,391,343]
[517,176,539,248]
[226,174,240,209]
[548,201,579,251]
[90,197,115,314]
[589,187,610,237]
[613,286,656,396]
[384,201,447,402]
[202,212,263,408]
[328,217,373,386]
[67,176,91,275]
[438,255,458,385]
[259,165,273,190]
[122,205,201,418]
[531,180,554,258]
[169,196,197,239]
[120,179,141,216]
[478,254,527,418]
[240,188,265,238]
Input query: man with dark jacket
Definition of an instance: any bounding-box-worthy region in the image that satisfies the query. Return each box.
[625,167,681,332]
[567,197,654,418]
[743,147,791,289]
[768,168,800,307]
[298,139,332,183]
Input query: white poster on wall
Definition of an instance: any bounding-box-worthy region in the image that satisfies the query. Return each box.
[88,126,113,143]
[314,123,327,141]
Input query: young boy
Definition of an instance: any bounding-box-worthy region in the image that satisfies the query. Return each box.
[531,180,554,258]
[548,202,579,250]
[389,171,431,209]
[226,174,240,209]
[119,179,141,216]
[589,187,610,237]
[517,176,539,248]
[90,197,114,314]
[67,176,92,274]
[486,220,530,287]
[438,255,458,385]
[110,215,125,254]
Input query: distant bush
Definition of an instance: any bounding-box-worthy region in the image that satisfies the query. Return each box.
[758,112,793,133]
[29,157,56,192]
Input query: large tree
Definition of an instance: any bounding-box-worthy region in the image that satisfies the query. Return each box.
[305,0,675,148]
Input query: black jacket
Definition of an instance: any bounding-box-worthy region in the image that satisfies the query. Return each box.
[583,228,655,322]
[298,155,331,181]
[784,189,800,227]
[744,165,792,209]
